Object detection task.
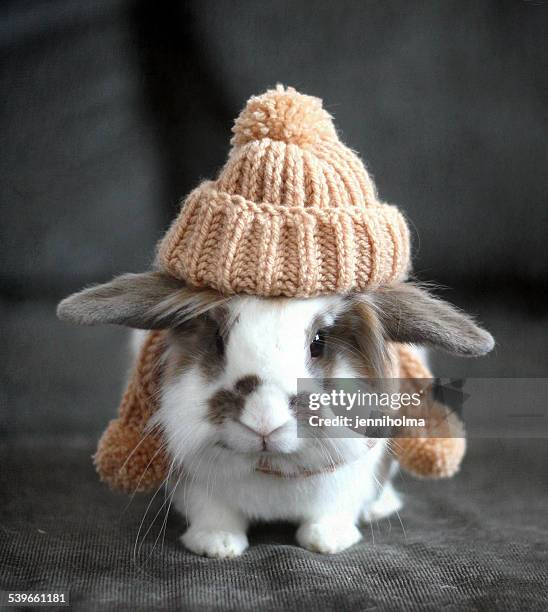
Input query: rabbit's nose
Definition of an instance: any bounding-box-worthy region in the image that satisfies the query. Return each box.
[237,383,296,451]
[237,418,297,453]
[237,420,287,440]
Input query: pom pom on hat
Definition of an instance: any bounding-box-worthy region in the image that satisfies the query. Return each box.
[231,84,337,147]
[157,85,411,297]
[395,434,466,479]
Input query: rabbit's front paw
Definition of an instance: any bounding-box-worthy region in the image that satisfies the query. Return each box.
[181,527,249,559]
[296,520,361,554]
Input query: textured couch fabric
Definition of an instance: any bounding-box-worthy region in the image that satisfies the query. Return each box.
[2,1,548,610]
[1,437,547,611]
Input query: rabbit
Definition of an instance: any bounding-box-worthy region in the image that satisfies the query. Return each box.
[58,271,494,558]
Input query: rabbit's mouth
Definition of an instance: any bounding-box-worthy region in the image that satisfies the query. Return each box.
[213,440,357,479]
[254,455,348,479]
[214,439,297,458]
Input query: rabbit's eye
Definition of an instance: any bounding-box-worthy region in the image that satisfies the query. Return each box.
[215,328,225,356]
[310,330,325,358]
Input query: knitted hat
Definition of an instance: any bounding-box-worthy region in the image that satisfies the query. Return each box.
[156,85,410,297]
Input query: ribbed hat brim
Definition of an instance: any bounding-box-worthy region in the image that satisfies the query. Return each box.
[157,182,410,297]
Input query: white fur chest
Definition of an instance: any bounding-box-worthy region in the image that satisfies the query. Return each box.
[174,441,386,524]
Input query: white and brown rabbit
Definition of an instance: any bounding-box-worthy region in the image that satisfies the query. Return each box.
[58,272,493,558]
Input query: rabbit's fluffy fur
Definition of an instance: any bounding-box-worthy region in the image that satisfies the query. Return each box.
[58,272,493,558]
[150,296,404,557]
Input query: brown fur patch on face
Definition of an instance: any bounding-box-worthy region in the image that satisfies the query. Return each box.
[308,297,393,379]
[234,375,261,396]
[207,376,262,425]
[208,389,244,425]
[165,309,228,382]
[340,299,392,378]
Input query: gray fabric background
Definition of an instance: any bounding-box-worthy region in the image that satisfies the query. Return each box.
[1,0,547,609]
[1,438,547,611]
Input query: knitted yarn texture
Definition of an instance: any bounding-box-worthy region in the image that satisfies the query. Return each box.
[156,85,410,297]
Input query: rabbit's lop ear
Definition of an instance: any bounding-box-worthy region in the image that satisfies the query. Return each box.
[57,272,223,329]
[373,283,495,357]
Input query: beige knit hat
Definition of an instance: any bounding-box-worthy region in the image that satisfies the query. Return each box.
[157,85,410,297]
